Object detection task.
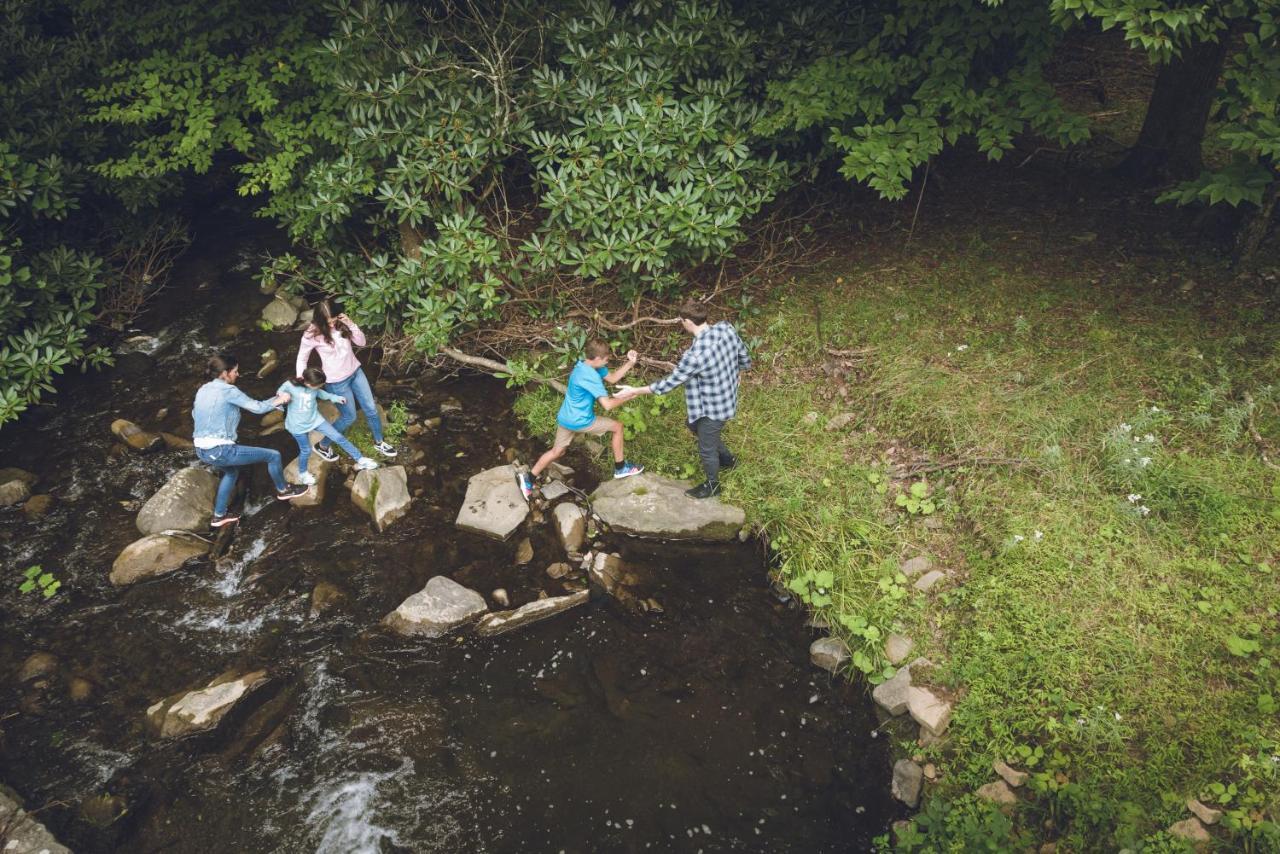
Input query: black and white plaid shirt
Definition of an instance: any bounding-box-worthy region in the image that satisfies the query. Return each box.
[650,321,751,422]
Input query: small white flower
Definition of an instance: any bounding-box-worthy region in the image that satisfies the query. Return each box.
[1139,457,1151,467]
[1143,433,1155,443]
[956,344,969,352]
[1120,423,1132,433]
[1076,717,1086,725]
[1114,712,1122,721]
[1150,406,1161,413]
[1123,458,1132,465]
[1012,534,1025,543]
[1126,493,1142,503]
[1137,505,1151,517]
[1033,530,1044,541]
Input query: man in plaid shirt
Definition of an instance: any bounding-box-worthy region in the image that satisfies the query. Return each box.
[620,300,751,498]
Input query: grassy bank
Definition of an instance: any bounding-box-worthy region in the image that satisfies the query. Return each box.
[515,226,1280,849]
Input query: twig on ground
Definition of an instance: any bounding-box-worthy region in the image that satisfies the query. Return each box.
[1243,392,1280,471]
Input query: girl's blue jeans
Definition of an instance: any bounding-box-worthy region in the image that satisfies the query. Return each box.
[321,367,383,447]
[292,420,362,473]
[195,444,287,515]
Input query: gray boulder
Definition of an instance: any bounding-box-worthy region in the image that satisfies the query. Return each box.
[110,532,210,586]
[146,669,269,739]
[455,464,528,541]
[285,453,334,508]
[384,576,487,637]
[591,473,745,541]
[261,296,300,327]
[350,465,411,531]
[137,467,217,535]
[553,502,587,554]
[475,591,589,636]
[892,759,924,807]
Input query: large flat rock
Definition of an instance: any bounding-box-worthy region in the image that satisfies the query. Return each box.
[111,532,210,586]
[455,464,528,541]
[384,576,488,637]
[0,788,72,853]
[592,473,744,541]
[350,465,411,531]
[146,669,269,739]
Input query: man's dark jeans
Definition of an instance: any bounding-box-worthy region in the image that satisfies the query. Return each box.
[687,417,734,485]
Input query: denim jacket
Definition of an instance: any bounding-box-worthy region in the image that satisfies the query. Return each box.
[192,379,279,445]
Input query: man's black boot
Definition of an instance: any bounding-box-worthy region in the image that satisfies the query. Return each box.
[685,480,721,499]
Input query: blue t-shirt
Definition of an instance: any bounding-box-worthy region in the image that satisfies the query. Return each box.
[556,361,609,430]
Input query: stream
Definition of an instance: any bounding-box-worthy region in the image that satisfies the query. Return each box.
[0,217,897,852]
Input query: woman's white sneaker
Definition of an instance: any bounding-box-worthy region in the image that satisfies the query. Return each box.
[354,457,379,471]
[297,471,317,486]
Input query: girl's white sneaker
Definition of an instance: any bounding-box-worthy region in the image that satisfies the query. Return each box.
[354,457,379,471]
[298,471,317,486]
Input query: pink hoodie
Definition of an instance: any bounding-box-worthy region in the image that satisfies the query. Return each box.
[295,320,366,382]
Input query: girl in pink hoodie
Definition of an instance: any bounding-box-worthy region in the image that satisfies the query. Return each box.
[295,300,397,462]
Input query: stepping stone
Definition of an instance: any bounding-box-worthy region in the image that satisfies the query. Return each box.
[137,467,217,535]
[553,503,586,554]
[285,454,334,508]
[455,465,528,541]
[383,576,487,637]
[351,466,411,531]
[592,473,744,541]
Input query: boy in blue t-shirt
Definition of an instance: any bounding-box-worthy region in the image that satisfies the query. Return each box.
[518,338,643,500]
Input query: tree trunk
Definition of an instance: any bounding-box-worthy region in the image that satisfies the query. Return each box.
[1233,170,1279,267]
[1117,36,1231,184]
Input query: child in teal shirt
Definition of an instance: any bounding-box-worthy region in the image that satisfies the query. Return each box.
[278,367,378,484]
[517,338,642,500]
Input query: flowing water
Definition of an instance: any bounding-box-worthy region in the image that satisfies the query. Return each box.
[0,219,897,851]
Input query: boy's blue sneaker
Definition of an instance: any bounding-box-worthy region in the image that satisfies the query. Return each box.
[613,461,644,479]
[516,471,535,502]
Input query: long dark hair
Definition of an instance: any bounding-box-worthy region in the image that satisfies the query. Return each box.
[208,352,238,379]
[294,367,327,387]
[310,299,352,347]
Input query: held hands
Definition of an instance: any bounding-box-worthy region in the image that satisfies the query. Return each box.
[334,396,347,405]
[273,392,291,406]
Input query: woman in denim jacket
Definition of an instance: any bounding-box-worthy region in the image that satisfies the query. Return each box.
[192,353,309,527]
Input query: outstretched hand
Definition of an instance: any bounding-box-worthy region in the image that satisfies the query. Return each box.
[625,349,638,364]
[334,396,347,405]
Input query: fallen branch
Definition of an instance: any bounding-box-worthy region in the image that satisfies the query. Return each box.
[1244,393,1280,471]
[442,347,567,393]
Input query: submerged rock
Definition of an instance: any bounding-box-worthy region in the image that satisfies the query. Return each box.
[592,473,745,541]
[455,464,528,541]
[159,431,195,450]
[0,788,72,854]
[384,576,487,637]
[21,494,53,517]
[18,652,58,684]
[553,502,587,554]
[475,590,589,636]
[111,418,164,452]
[146,669,270,739]
[309,581,347,619]
[515,537,534,565]
[256,348,278,378]
[810,637,850,673]
[0,478,32,507]
[137,467,217,535]
[111,531,210,586]
[261,296,300,327]
[350,465,411,531]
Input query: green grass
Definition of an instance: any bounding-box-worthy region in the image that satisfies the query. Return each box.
[516,239,1280,850]
[346,400,410,458]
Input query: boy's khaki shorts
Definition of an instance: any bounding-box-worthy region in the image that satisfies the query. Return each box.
[554,417,617,448]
